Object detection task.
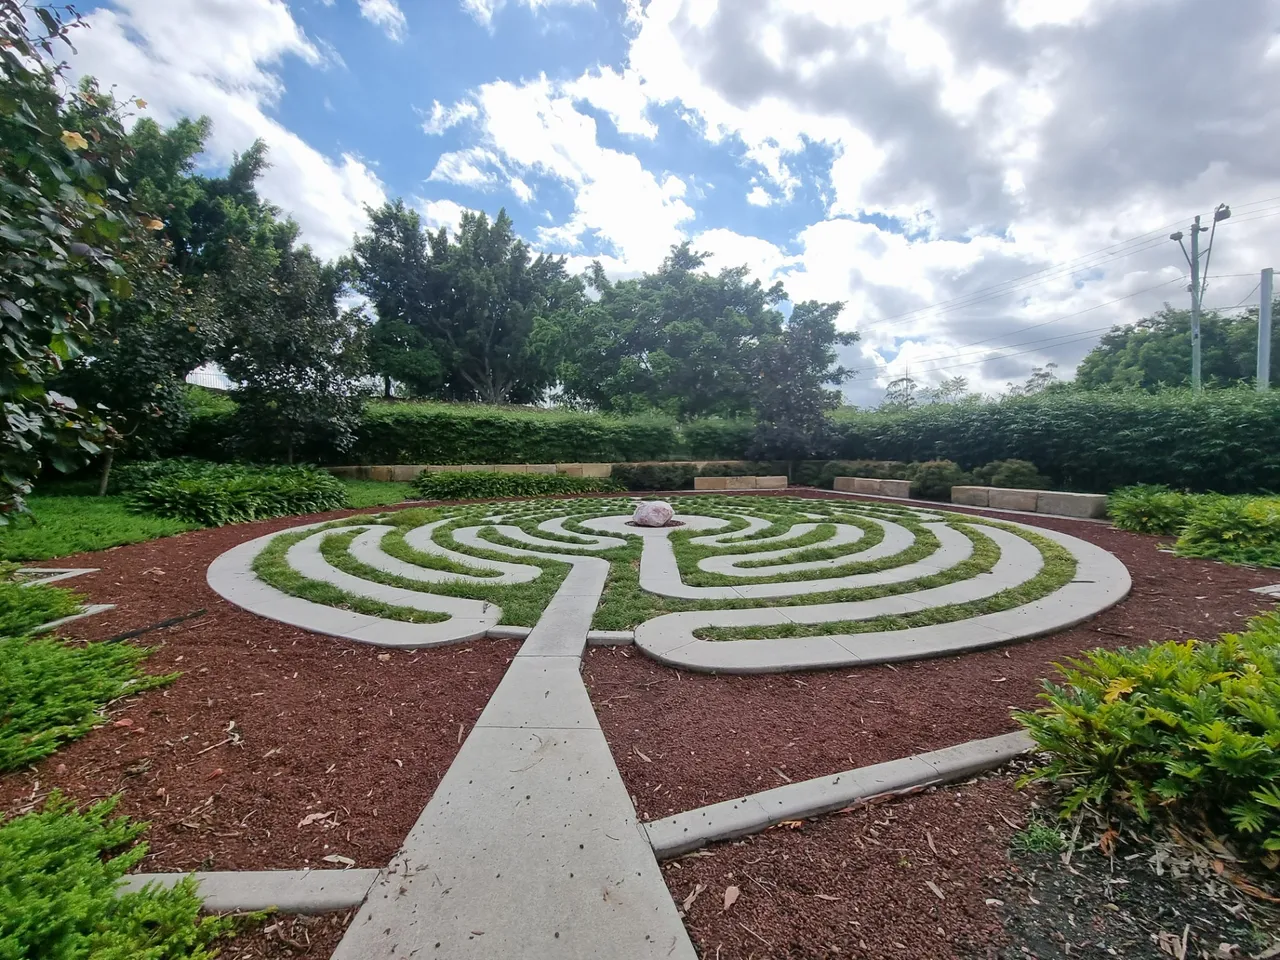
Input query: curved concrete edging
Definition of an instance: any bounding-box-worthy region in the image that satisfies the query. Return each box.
[632,522,1132,674]
[643,731,1033,859]
[117,868,379,913]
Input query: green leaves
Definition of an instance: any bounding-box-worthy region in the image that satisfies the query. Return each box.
[1016,612,1280,860]
[0,794,233,958]
[410,470,624,501]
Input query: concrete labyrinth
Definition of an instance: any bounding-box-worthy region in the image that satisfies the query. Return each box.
[201,494,1131,959]
[208,494,1130,673]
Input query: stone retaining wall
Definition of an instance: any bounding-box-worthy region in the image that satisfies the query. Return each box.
[693,476,787,491]
[951,486,1108,519]
[329,461,756,482]
[832,477,912,498]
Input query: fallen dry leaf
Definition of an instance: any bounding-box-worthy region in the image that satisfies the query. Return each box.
[814,893,841,901]
[925,880,945,900]
[723,885,740,912]
[298,810,335,828]
[634,746,652,763]
[322,854,356,867]
[681,882,706,913]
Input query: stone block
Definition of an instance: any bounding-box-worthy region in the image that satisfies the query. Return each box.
[853,477,882,495]
[950,485,990,507]
[369,466,395,482]
[526,463,557,474]
[694,476,729,490]
[493,464,528,474]
[1036,490,1109,519]
[580,463,613,478]
[987,487,1040,512]
[327,466,363,479]
[456,464,495,473]
[558,463,585,477]
[755,476,787,490]
[390,465,424,482]
[878,479,912,499]
[832,476,857,492]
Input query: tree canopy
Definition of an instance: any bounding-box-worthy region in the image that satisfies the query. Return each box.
[1077,304,1280,390]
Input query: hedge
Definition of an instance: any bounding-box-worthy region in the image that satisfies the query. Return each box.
[169,390,1280,495]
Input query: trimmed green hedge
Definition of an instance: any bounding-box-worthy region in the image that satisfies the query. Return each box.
[169,390,1280,494]
[124,461,349,525]
[411,471,624,500]
[352,404,679,465]
[830,390,1280,494]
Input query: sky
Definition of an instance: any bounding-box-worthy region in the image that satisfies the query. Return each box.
[70,0,1280,406]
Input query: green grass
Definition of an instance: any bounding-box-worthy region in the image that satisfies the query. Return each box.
[0,479,412,561]
[1011,819,1066,854]
[0,572,84,635]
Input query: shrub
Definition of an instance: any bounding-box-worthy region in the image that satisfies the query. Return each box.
[611,463,697,491]
[972,459,1049,489]
[682,419,754,460]
[1015,613,1280,859]
[411,471,624,501]
[792,460,913,489]
[1107,484,1198,535]
[351,403,679,465]
[1176,496,1280,568]
[0,564,83,636]
[911,460,970,500]
[1,634,173,772]
[0,793,234,958]
[125,462,349,525]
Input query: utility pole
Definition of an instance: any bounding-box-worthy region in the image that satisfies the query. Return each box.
[1260,267,1274,391]
[1171,203,1231,392]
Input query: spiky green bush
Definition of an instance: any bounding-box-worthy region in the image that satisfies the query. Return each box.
[1176,495,1280,568]
[1107,484,1198,535]
[0,794,235,959]
[124,461,349,525]
[0,635,173,772]
[972,459,1049,490]
[411,470,624,501]
[0,564,82,636]
[1016,612,1280,857]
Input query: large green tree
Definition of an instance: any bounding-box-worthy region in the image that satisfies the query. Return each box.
[352,204,582,403]
[746,300,857,460]
[0,3,160,517]
[551,244,791,418]
[1077,305,1280,390]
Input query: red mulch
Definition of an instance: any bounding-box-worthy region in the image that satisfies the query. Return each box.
[585,492,1280,821]
[665,774,1027,960]
[220,913,352,959]
[0,506,518,872]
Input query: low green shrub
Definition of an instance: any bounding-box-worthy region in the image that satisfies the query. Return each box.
[1107,484,1198,535]
[911,460,971,500]
[1016,612,1280,859]
[1176,495,1280,568]
[1,634,174,772]
[792,460,913,488]
[0,564,83,636]
[610,463,697,491]
[0,793,235,958]
[682,419,754,460]
[411,471,624,501]
[125,461,349,525]
[972,459,1049,489]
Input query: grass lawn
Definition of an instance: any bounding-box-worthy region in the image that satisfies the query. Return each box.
[0,480,415,562]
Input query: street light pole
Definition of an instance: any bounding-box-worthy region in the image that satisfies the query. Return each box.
[1189,215,1203,391]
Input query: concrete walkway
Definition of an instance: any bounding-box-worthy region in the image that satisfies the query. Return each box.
[331,549,695,960]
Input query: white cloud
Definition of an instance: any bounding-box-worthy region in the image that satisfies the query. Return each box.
[71,0,385,260]
[429,77,693,271]
[415,198,474,235]
[746,186,773,207]
[461,0,593,28]
[564,67,658,138]
[358,0,407,40]
[509,177,535,203]
[422,98,479,135]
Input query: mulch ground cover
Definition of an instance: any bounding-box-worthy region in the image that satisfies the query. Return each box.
[585,491,1280,821]
[0,505,519,872]
[221,912,353,959]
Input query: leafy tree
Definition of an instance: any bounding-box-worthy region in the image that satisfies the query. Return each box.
[881,374,919,411]
[0,3,160,518]
[1005,363,1059,397]
[551,244,790,418]
[746,300,857,462]
[214,223,367,462]
[1077,305,1279,390]
[353,203,581,403]
[919,375,977,405]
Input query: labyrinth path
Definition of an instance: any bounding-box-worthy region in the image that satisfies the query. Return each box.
[206,494,1131,958]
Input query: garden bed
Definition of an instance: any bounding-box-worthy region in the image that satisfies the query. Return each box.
[0,506,517,872]
[585,493,1280,821]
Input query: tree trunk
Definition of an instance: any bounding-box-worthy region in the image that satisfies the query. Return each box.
[287,438,294,465]
[97,448,115,497]
[383,375,392,399]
